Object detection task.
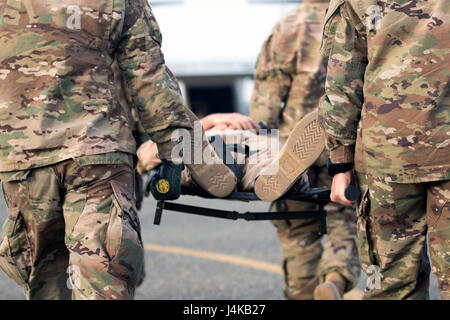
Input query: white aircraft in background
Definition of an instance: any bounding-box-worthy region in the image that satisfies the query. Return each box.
[151,0,299,115]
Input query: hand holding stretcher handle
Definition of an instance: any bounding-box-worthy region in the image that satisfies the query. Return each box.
[328,159,360,204]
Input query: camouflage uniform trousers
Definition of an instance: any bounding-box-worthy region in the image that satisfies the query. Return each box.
[356,173,449,300]
[0,153,144,300]
[270,154,360,300]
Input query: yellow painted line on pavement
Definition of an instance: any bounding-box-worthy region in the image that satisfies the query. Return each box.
[144,243,282,275]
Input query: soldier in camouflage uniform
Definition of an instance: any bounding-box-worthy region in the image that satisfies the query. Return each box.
[0,0,236,299]
[250,0,360,300]
[319,0,449,299]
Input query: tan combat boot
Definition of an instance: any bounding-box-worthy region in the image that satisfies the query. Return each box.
[254,110,325,202]
[313,272,347,300]
[185,136,238,198]
[158,108,238,198]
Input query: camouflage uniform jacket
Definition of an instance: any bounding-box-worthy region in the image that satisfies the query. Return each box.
[319,0,450,183]
[250,0,330,141]
[0,0,191,172]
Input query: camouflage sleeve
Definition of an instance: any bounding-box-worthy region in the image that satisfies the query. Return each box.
[318,2,367,163]
[115,0,192,145]
[249,28,295,129]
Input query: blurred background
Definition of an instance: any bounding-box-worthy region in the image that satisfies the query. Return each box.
[151,0,299,117]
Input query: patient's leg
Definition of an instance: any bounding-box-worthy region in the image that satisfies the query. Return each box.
[203,129,275,191]
[240,131,281,191]
[202,129,309,193]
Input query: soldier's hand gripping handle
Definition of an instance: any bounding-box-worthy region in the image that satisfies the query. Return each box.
[328,159,360,206]
[330,170,359,207]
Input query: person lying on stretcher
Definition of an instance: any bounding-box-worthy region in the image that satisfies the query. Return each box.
[137,110,325,202]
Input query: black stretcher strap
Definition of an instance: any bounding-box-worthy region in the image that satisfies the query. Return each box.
[163,201,326,220]
[227,188,331,204]
[153,200,328,235]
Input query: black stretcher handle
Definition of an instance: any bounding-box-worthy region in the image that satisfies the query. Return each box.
[344,185,360,201]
